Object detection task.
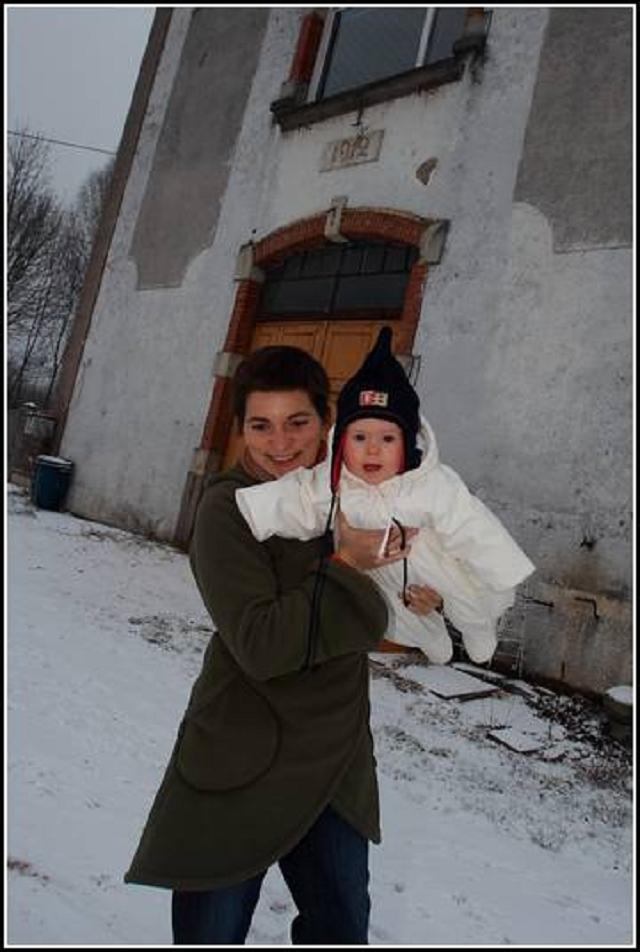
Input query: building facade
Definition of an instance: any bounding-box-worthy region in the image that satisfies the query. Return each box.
[54,7,633,695]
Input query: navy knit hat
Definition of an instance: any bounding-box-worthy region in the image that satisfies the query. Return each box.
[331,326,421,491]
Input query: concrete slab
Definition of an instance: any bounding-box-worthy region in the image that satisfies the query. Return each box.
[401,664,500,700]
[452,662,508,685]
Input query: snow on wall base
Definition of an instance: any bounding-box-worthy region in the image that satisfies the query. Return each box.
[494,583,631,699]
[64,492,178,545]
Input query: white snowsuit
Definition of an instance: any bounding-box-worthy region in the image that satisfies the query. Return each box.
[235,418,535,665]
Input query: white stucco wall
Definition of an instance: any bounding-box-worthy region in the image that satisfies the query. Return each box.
[60,6,631,606]
[59,9,298,538]
[58,11,235,537]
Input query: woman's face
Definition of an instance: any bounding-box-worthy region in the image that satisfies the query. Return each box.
[242,389,327,478]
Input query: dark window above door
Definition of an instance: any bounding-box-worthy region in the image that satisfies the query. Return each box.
[259,240,419,318]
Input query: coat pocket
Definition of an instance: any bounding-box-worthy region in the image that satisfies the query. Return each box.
[175,675,280,792]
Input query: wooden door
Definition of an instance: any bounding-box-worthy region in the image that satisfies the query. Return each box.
[221,318,418,653]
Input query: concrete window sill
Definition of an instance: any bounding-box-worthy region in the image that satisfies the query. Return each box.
[271,57,466,132]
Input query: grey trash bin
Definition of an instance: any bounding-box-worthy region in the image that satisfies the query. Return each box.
[31,455,75,511]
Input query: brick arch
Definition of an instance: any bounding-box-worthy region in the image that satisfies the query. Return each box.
[174,206,442,545]
[253,207,427,268]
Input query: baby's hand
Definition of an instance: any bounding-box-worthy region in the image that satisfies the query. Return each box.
[335,511,415,570]
[401,584,443,616]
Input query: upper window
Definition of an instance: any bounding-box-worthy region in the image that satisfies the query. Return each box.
[312,7,468,102]
[271,7,485,131]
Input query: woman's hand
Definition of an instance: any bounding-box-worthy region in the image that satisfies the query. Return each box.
[401,583,443,616]
[334,510,418,571]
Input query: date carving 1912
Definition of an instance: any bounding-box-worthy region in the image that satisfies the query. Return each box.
[320,130,384,172]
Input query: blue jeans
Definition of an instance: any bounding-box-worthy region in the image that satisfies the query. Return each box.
[172,805,370,945]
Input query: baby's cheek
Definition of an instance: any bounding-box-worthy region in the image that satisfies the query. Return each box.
[390,445,404,471]
[342,445,359,470]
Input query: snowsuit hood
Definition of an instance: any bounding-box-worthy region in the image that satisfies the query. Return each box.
[331,326,422,490]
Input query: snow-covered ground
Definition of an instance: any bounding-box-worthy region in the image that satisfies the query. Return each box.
[6,484,635,945]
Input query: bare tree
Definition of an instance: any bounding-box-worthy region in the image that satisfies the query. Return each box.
[7,125,114,408]
[7,129,62,333]
[71,159,115,274]
[40,159,115,405]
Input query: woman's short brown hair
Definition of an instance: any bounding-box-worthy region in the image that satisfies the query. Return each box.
[233,346,330,428]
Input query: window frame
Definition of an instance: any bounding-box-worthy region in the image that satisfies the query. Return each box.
[271,7,482,132]
[308,7,439,104]
[258,239,419,320]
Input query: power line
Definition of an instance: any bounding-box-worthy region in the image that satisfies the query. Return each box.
[8,129,116,157]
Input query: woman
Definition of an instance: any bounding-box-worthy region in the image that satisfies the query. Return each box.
[124,346,442,944]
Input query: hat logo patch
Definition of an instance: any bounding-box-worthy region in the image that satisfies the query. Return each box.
[359,390,389,407]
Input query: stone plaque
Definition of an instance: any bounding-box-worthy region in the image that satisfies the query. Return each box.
[320,130,384,172]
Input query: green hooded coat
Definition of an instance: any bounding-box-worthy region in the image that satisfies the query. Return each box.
[124,465,389,890]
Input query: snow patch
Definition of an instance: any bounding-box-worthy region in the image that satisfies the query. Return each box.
[7,487,633,945]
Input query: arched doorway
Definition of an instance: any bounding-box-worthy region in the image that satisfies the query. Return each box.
[174,206,448,546]
[222,238,421,468]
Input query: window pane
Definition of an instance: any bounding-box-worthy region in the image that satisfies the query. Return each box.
[340,245,363,275]
[302,245,344,277]
[261,277,335,314]
[361,244,385,273]
[321,8,427,99]
[283,253,305,279]
[383,245,409,272]
[334,273,410,310]
[425,7,467,64]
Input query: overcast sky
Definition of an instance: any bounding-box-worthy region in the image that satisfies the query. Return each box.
[7,6,155,206]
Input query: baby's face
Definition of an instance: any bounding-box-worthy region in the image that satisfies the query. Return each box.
[343,418,404,485]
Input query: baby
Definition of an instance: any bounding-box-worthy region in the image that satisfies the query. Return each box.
[236,327,535,665]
